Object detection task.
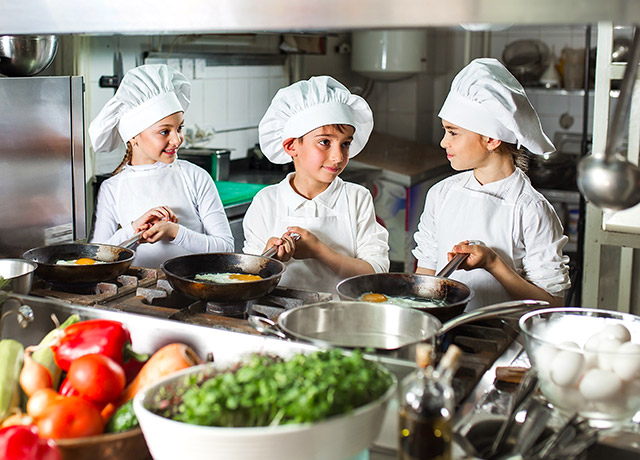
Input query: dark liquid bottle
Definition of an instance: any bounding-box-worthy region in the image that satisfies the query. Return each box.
[398,344,461,460]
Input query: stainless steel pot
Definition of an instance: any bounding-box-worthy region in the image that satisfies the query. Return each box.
[0,259,37,294]
[0,35,58,77]
[249,299,550,351]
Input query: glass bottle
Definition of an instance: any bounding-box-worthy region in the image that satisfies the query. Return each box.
[398,344,462,460]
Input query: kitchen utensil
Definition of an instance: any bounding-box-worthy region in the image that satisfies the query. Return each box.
[488,371,539,458]
[161,252,286,302]
[577,25,640,210]
[519,307,640,424]
[0,259,37,294]
[250,299,549,352]
[0,35,58,77]
[119,232,144,250]
[132,360,396,460]
[22,243,135,284]
[261,232,301,259]
[502,39,550,85]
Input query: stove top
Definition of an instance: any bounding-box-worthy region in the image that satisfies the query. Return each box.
[29,266,518,405]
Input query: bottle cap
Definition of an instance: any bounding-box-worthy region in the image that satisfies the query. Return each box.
[439,344,463,372]
[415,343,434,369]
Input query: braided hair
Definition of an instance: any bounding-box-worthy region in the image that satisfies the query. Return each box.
[112,142,133,175]
[497,141,529,172]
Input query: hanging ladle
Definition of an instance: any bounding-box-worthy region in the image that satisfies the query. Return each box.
[577,24,640,210]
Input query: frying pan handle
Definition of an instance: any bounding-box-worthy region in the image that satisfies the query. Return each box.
[248,315,288,340]
[436,240,482,278]
[121,232,143,249]
[261,232,301,259]
[439,299,550,335]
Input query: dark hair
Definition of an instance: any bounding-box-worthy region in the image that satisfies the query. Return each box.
[297,124,353,143]
[112,142,133,175]
[497,141,528,172]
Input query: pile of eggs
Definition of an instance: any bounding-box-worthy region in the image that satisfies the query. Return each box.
[532,322,640,420]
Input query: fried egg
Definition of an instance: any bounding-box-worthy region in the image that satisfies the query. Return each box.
[55,258,104,266]
[195,272,263,284]
[359,292,448,309]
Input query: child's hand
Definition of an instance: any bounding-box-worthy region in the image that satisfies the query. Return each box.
[286,226,320,260]
[140,221,179,243]
[132,206,178,233]
[447,240,498,271]
[264,234,297,262]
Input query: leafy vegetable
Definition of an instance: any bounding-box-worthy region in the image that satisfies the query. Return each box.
[150,349,393,428]
[0,277,8,292]
[106,400,139,433]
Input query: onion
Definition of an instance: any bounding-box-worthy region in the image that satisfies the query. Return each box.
[19,346,53,397]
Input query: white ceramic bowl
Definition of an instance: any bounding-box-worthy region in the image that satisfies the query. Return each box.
[520,307,640,425]
[133,359,397,460]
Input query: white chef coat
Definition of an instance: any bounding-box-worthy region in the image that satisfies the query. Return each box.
[242,173,390,293]
[412,168,570,310]
[91,159,234,268]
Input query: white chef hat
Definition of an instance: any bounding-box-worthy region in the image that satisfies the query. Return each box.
[259,76,374,164]
[438,58,555,155]
[89,64,191,153]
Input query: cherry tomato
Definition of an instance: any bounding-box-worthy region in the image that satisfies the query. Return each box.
[58,378,80,397]
[26,388,63,419]
[67,354,126,404]
[36,396,103,439]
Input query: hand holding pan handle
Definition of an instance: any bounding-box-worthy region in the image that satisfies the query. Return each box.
[120,232,143,250]
[261,232,301,259]
[436,240,483,278]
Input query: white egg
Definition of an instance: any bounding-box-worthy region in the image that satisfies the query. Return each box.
[597,337,624,372]
[612,342,640,381]
[550,347,585,387]
[623,378,640,413]
[599,323,632,343]
[194,272,262,284]
[579,368,623,401]
[584,332,604,367]
[539,380,586,413]
[533,344,557,381]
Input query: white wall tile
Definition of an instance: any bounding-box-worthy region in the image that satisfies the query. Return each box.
[228,66,252,78]
[249,78,270,124]
[388,79,418,113]
[203,79,228,128]
[227,79,250,125]
[535,91,571,116]
[188,79,205,126]
[268,65,285,78]
[269,77,287,99]
[205,66,227,79]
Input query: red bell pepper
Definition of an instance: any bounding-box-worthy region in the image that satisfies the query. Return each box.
[0,425,61,460]
[50,319,147,373]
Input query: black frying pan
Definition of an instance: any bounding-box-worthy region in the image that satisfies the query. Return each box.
[161,252,286,302]
[336,272,473,322]
[22,243,135,284]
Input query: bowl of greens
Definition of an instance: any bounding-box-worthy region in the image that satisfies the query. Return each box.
[133,348,396,460]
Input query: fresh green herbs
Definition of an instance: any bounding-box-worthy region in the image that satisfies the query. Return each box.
[0,277,8,292]
[151,349,393,428]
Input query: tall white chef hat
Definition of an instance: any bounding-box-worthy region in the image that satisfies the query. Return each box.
[259,76,374,164]
[89,64,191,153]
[438,58,555,155]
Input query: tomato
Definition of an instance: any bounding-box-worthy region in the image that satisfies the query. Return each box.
[26,388,64,419]
[36,396,103,439]
[67,354,126,404]
[58,378,80,397]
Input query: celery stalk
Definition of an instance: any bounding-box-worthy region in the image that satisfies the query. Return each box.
[0,339,24,421]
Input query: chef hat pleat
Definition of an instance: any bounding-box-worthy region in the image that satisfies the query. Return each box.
[89,64,191,153]
[259,76,374,164]
[438,58,555,155]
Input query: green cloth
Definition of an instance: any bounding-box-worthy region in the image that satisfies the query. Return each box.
[214,180,268,207]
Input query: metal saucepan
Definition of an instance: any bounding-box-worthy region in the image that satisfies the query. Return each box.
[161,252,286,302]
[0,259,38,294]
[249,299,550,351]
[336,253,474,322]
[22,242,136,284]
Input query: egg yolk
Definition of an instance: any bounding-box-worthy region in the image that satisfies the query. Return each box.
[75,258,96,265]
[361,293,388,302]
[229,274,263,282]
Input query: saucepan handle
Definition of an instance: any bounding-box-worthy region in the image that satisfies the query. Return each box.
[120,232,143,250]
[436,240,482,278]
[261,232,301,258]
[438,299,550,335]
[248,315,288,340]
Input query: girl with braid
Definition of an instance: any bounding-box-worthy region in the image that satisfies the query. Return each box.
[88,64,233,268]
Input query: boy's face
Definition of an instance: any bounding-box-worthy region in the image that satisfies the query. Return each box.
[287,124,355,186]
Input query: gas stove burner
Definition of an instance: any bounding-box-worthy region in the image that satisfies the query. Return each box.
[205,299,255,318]
[44,279,116,295]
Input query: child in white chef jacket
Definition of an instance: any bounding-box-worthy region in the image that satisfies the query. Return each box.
[413,58,570,310]
[88,64,234,268]
[242,76,390,293]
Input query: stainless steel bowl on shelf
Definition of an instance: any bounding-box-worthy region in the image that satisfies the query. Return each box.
[0,258,37,294]
[0,35,58,77]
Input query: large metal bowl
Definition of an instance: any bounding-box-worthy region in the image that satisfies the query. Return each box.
[0,258,37,294]
[0,35,58,77]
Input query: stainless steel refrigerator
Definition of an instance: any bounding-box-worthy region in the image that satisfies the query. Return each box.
[0,76,86,257]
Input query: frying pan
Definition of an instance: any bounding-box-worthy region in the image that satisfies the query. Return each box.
[336,253,474,322]
[249,299,550,352]
[22,242,136,284]
[161,252,286,302]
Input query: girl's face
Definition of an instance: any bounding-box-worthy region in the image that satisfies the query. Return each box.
[130,112,185,166]
[288,124,354,187]
[440,120,492,171]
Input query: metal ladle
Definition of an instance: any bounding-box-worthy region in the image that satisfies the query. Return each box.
[577,25,640,210]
